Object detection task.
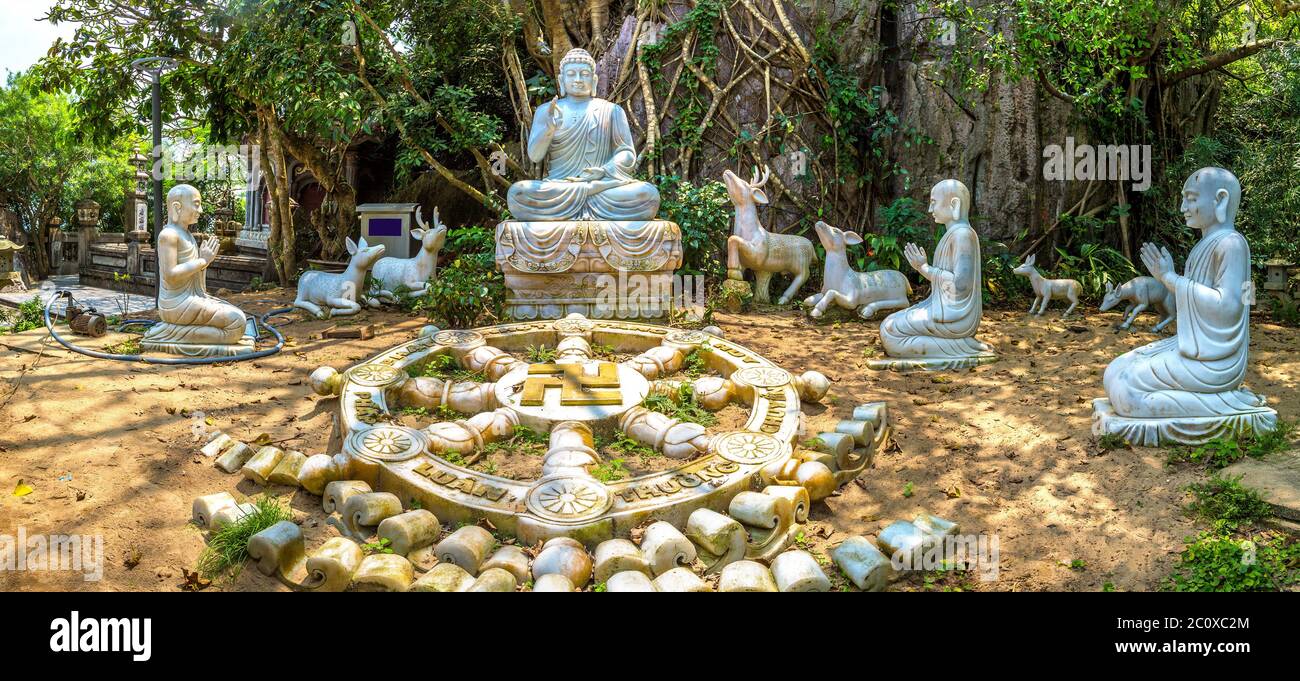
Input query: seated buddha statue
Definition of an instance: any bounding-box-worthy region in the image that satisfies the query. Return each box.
[506,48,660,222]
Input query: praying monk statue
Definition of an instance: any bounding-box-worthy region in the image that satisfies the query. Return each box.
[507,48,660,221]
[870,179,996,371]
[1094,167,1276,445]
[141,184,255,357]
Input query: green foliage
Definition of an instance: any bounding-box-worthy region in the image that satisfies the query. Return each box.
[1167,421,1296,469]
[362,537,395,555]
[525,344,557,363]
[1053,240,1139,302]
[3,296,45,334]
[195,496,293,579]
[405,353,485,382]
[1096,433,1132,452]
[641,383,717,427]
[681,348,708,378]
[415,226,504,328]
[982,242,1033,306]
[1185,475,1274,531]
[602,432,658,459]
[654,176,731,278]
[639,0,725,159]
[863,197,937,274]
[1164,532,1300,592]
[591,458,628,483]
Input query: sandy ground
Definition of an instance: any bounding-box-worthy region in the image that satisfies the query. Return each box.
[0,289,1295,592]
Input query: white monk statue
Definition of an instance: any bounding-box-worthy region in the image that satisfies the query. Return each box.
[141,184,255,357]
[1094,167,1276,445]
[870,179,995,371]
[506,48,660,221]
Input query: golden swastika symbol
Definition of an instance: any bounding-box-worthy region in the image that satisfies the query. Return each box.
[521,362,622,406]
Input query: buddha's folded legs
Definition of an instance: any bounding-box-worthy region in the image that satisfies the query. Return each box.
[145,298,247,345]
[507,180,659,221]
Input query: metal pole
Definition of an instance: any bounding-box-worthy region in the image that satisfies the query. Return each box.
[152,73,164,238]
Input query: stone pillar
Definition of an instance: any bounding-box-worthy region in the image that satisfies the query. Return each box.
[48,217,66,274]
[125,227,148,278]
[124,151,151,240]
[75,197,101,272]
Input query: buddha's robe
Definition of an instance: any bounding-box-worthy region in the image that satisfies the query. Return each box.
[507,98,659,221]
[1103,228,1266,418]
[142,226,246,346]
[880,223,990,358]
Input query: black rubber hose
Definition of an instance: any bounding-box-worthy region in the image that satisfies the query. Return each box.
[42,289,290,365]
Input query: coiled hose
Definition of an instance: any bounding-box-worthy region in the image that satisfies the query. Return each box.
[42,289,290,365]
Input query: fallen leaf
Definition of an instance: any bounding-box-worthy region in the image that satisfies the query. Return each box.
[944,485,962,499]
[12,480,33,497]
[124,549,142,569]
[179,568,211,591]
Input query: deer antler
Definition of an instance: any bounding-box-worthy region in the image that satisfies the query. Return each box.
[750,165,771,189]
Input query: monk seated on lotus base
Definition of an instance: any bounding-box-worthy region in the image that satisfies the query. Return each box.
[1093,167,1276,446]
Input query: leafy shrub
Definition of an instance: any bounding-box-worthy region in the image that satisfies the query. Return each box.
[1054,239,1139,302]
[1164,532,1300,592]
[1167,420,1295,469]
[1184,475,1274,530]
[4,296,44,333]
[655,175,731,278]
[415,226,503,329]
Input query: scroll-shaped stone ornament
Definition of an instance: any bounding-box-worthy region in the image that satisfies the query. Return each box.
[458,345,526,381]
[618,407,711,459]
[762,484,811,525]
[481,546,531,584]
[351,553,415,592]
[593,538,650,583]
[424,408,519,455]
[399,376,499,414]
[771,550,832,592]
[377,509,441,556]
[639,521,697,576]
[729,491,797,562]
[531,573,576,592]
[434,525,496,576]
[466,567,518,592]
[245,521,362,592]
[240,446,284,486]
[214,442,255,474]
[623,344,685,380]
[297,453,349,495]
[410,562,475,593]
[322,480,372,515]
[831,536,892,592]
[685,508,746,574]
[192,492,237,528]
[267,450,307,486]
[329,492,403,542]
[653,567,711,592]
[718,559,778,592]
[605,571,658,592]
[542,421,601,478]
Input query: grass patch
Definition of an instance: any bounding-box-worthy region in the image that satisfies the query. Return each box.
[1184,474,1275,531]
[1095,433,1131,451]
[681,347,708,378]
[592,458,628,482]
[601,432,658,461]
[1166,420,1296,469]
[195,497,293,579]
[405,353,486,382]
[526,344,557,362]
[103,338,142,355]
[641,383,717,427]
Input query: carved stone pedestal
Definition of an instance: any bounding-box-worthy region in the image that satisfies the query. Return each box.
[1092,397,1278,447]
[495,220,683,321]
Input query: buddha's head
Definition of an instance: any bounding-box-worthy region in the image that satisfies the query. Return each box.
[1181,167,1240,231]
[558,48,598,99]
[928,179,970,225]
[167,184,202,227]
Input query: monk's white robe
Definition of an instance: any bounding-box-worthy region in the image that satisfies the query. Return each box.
[880,223,991,358]
[1103,228,1266,418]
[143,226,246,345]
[508,99,659,221]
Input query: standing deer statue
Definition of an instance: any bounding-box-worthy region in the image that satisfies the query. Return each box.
[1100,276,1176,332]
[1013,254,1082,318]
[804,221,912,319]
[368,206,447,304]
[294,237,386,319]
[723,166,816,305]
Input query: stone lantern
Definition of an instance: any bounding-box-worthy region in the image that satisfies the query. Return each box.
[0,235,23,292]
[75,196,101,272]
[125,151,151,239]
[1263,258,1295,305]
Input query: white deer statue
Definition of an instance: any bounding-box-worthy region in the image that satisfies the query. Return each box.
[368,206,447,304]
[723,166,816,305]
[804,221,912,319]
[1013,254,1082,318]
[294,237,386,319]
[1100,276,1176,332]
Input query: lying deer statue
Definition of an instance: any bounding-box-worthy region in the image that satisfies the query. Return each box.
[1100,276,1176,332]
[368,206,447,304]
[723,166,815,305]
[1013,254,1082,318]
[294,237,386,319]
[804,221,911,319]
